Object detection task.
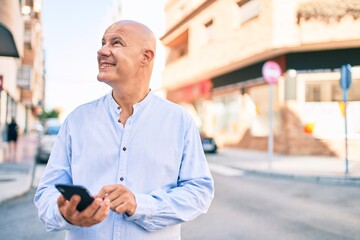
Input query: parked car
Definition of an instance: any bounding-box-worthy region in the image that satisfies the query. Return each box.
[32,121,44,135]
[36,119,62,163]
[201,134,217,154]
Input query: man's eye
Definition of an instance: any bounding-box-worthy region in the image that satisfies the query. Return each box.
[113,40,122,45]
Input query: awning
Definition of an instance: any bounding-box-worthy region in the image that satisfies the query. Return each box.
[167,79,212,103]
[0,0,22,58]
[0,22,19,57]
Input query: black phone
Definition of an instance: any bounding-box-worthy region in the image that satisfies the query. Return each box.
[55,184,94,212]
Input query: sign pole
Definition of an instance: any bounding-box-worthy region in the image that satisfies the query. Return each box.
[344,91,349,175]
[262,61,282,170]
[340,64,352,175]
[268,83,273,169]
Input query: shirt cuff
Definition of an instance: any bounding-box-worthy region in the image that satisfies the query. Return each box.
[124,193,157,221]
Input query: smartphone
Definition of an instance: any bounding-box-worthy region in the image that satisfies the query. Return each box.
[55,184,94,212]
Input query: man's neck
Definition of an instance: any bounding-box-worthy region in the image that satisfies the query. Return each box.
[112,87,150,125]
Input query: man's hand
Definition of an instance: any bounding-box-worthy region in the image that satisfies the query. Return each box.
[57,194,110,227]
[98,184,137,216]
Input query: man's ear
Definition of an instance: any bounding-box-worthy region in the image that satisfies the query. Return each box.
[141,49,154,66]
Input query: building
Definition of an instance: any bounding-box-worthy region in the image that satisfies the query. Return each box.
[160,0,360,159]
[0,0,45,140]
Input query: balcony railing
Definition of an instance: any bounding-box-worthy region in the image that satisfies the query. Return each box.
[17,65,32,89]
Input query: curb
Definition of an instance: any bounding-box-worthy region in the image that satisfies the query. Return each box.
[0,166,34,204]
[0,148,37,204]
[231,166,360,185]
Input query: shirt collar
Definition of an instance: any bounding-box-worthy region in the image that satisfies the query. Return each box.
[133,89,153,113]
[107,91,121,117]
[106,89,154,117]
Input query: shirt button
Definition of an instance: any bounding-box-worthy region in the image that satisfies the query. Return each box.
[120,177,124,181]
[117,106,120,110]
[122,147,126,151]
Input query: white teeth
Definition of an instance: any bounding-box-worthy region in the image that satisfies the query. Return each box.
[102,64,114,67]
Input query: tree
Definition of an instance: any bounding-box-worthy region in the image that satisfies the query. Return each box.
[38,108,60,120]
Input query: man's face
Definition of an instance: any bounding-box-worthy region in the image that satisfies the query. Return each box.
[97,23,143,85]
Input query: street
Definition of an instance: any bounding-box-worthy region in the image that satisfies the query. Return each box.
[0,187,65,240]
[0,162,359,239]
[182,171,360,240]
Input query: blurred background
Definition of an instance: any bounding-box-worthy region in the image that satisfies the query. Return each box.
[0,0,360,239]
[1,0,360,157]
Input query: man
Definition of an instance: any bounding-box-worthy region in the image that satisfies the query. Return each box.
[34,20,214,239]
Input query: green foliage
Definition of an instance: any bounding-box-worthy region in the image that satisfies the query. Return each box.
[38,108,60,120]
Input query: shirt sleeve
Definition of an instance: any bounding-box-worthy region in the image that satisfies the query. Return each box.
[34,119,80,232]
[125,118,215,231]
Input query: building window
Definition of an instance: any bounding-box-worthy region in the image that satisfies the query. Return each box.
[24,31,31,46]
[166,29,189,64]
[213,92,241,135]
[306,83,321,102]
[349,79,360,101]
[236,0,260,24]
[305,78,360,102]
[204,19,214,43]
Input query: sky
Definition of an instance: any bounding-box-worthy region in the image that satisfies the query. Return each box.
[42,0,167,121]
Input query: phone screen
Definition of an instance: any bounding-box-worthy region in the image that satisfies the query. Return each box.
[55,184,94,212]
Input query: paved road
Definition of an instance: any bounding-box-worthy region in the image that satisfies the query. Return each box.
[1,163,359,239]
[182,168,360,240]
[0,187,65,240]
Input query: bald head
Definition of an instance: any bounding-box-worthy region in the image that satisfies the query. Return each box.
[106,20,156,56]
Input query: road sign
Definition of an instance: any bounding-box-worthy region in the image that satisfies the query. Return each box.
[340,64,352,90]
[262,61,281,84]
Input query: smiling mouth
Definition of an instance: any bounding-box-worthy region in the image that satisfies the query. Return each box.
[99,63,115,70]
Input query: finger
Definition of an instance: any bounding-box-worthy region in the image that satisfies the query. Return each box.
[97,185,117,199]
[57,195,67,207]
[68,194,81,212]
[57,195,80,224]
[78,197,102,219]
[80,198,110,227]
[114,202,127,214]
[57,196,75,224]
[111,194,135,214]
[93,199,111,222]
[79,198,102,226]
[105,185,128,202]
[111,196,136,215]
[109,197,125,212]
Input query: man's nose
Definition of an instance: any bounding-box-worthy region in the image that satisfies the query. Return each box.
[97,44,111,56]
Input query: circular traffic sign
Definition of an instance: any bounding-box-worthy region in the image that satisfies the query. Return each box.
[262,61,282,84]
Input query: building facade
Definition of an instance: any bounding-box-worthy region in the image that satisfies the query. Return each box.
[161,0,360,159]
[0,0,45,141]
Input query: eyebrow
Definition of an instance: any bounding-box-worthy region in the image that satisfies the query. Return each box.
[102,36,127,45]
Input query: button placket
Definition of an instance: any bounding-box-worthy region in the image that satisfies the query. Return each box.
[118,121,130,185]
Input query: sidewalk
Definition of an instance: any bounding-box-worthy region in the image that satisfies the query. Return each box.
[0,133,38,204]
[207,148,360,184]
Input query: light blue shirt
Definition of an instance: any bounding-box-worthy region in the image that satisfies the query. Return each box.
[34,91,214,240]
